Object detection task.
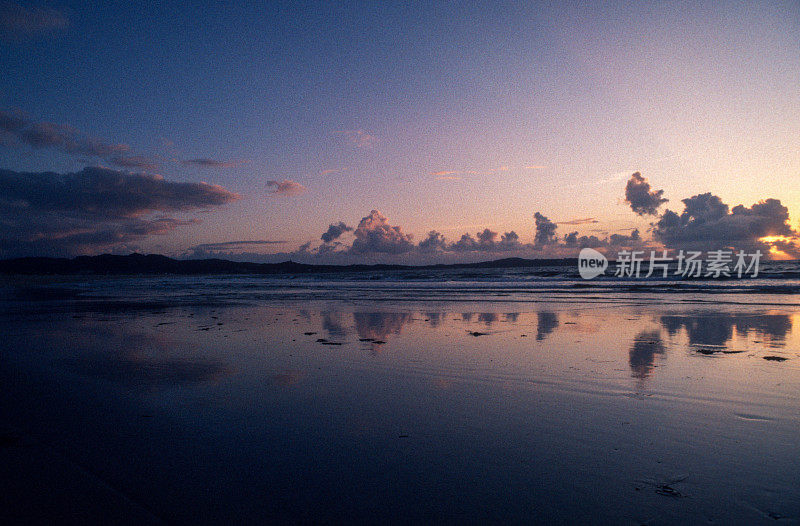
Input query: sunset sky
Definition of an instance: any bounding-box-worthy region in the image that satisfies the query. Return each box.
[1,1,799,263]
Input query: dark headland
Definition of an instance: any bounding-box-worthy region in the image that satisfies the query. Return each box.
[0,253,577,275]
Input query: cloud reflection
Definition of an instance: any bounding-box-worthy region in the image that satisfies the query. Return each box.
[354,312,411,342]
[536,312,559,341]
[660,313,791,347]
[629,330,666,382]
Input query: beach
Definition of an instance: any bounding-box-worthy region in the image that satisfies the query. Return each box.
[1,273,799,524]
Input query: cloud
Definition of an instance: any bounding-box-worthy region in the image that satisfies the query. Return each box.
[625,172,668,216]
[653,193,797,252]
[181,158,243,168]
[334,129,376,148]
[418,231,447,252]
[321,222,353,243]
[0,2,69,38]
[524,165,547,170]
[267,179,306,197]
[534,212,558,246]
[451,229,521,252]
[185,207,656,264]
[558,217,599,226]
[0,166,238,257]
[563,229,641,249]
[193,240,288,250]
[349,210,414,254]
[435,175,461,181]
[432,170,458,176]
[0,108,159,169]
[186,240,289,259]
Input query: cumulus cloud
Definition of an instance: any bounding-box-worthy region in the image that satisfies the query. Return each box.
[625,172,668,216]
[321,222,353,243]
[334,129,376,148]
[452,229,521,252]
[534,212,557,246]
[418,231,448,252]
[0,108,158,169]
[187,206,654,264]
[349,210,414,254]
[563,229,641,249]
[653,193,797,252]
[0,2,69,38]
[267,179,306,197]
[0,167,238,257]
[181,158,242,168]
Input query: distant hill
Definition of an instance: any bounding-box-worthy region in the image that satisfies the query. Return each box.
[0,253,576,275]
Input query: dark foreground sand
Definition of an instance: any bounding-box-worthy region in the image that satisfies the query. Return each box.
[1,277,799,524]
[0,425,161,524]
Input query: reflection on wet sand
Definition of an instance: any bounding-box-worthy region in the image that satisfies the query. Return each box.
[477,313,498,325]
[536,311,559,341]
[354,312,412,342]
[629,330,666,383]
[660,313,792,347]
[424,312,445,327]
[2,282,800,525]
[322,312,348,338]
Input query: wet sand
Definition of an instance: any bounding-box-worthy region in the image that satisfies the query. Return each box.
[1,277,799,524]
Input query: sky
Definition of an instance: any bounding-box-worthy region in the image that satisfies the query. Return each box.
[1,1,799,263]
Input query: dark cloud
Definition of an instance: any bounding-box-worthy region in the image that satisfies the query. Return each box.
[625,172,668,216]
[563,229,641,249]
[534,212,557,246]
[653,193,796,252]
[267,179,306,197]
[349,210,414,254]
[316,241,344,255]
[0,108,158,169]
[181,158,242,168]
[321,221,353,243]
[185,240,289,259]
[0,167,238,257]
[418,231,447,252]
[193,240,288,251]
[563,232,605,248]
[452,229,521,252]
[0,2,69,38]
[558,217,599,225]
[609,229,641,246]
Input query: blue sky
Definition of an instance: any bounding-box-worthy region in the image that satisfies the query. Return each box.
[1,1,799,261]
